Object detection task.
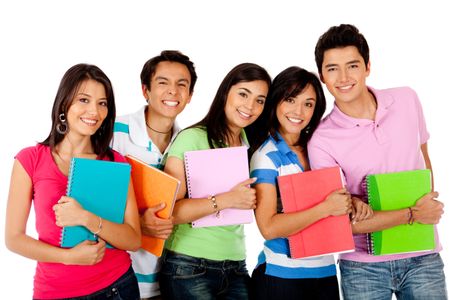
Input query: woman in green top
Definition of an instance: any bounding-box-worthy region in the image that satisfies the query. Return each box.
[160,63,271,300]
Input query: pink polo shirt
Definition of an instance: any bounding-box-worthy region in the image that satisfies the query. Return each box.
[308,86,441,263]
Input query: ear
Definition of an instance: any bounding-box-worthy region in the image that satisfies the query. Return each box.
[142,84,150,102]
[366,61,371,77]
[186,93,192,104]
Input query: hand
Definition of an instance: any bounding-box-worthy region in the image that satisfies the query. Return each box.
[412,192,443,224]
[141,203,174,239]
[65,239,106,265]
[321,188,352,217]
[53,196,86,227]
[351,196,374,223]
[219,178,257,210]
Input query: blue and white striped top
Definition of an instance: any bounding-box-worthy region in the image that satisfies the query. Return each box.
[249,132,336,279]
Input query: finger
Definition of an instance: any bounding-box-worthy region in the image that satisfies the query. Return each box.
[239,177,257,187]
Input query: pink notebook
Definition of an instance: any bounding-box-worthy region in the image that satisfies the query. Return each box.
[184,146,254,227]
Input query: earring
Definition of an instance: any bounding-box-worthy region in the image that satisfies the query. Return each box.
[304,126,310,134]
[56,113,67,134]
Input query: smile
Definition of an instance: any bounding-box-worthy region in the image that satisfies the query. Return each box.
[163,100,179,107]
[80,118,98,126]
[286,116,303,124]
[237,109,251,119]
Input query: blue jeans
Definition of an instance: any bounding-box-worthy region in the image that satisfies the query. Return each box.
[340,253,447,300]
[159,250,250,300]
[58,266,140,300]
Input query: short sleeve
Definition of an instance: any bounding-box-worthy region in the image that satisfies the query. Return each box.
[411,89,430,145]
[15,146,38,179]
[168,128,209,160]
[249,147,278,186]
[111,150,127,163]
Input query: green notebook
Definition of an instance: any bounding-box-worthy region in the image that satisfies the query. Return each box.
[366,169,435,255]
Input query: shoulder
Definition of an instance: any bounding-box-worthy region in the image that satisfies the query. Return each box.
[16,144,47,161]
[250,138,278,169]
[374,86,419,104]
[110,149,127,163]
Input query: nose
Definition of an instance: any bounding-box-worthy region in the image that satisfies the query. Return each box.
[88,102,99,115]
[338,68,348,82]
[167,83,177,96]
[244,98,257,111]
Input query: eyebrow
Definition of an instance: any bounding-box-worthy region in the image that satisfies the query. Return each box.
[324,59,362,68]
[155,76,190,84]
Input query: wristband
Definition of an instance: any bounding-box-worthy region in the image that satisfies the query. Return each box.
[407,207,414,225]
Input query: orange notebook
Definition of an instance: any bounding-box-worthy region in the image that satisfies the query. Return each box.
[277,166,354,258]
[126,155,180,256]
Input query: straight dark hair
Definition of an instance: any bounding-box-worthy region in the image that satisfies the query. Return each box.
[190,63,271,149]
[315,24,370,76]
[140,50,197,95]
[248,66,326,154]
[41,63,116,160]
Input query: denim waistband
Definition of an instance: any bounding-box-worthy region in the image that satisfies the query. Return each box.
[163,250,246,270]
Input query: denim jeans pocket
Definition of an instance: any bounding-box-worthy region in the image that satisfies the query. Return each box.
[233,261,249,276]
[162,253,207,280]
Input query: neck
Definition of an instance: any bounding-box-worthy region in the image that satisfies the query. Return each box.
[278,129,299,147]
[57,134,94,156]
[226,126,242,147]
[145,107,175,153]
[336,89,377,120]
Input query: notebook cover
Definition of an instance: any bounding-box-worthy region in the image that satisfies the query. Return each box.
[366,169,435,255]
[60,158,131,248]
[184,146,253,227]
[278,166,355,259]
[126,155,180,256]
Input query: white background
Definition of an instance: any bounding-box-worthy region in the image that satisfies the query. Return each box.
[1,1,449,298]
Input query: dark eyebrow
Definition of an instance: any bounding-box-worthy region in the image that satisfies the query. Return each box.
[238,87,252,94]
[324,63,338,69]
[346,59,362,65]
[154,76,169,81]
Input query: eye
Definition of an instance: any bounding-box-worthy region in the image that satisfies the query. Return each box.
[99,100,108,107]
[256,98,265,105]
[326,67,337,72]
[239,92,248,98]
[349,64,359,69]
[305,102,314,108]
[157,81,168,85]
[178,82,188,88]
[79,98,89,103]
[284,97,295,104]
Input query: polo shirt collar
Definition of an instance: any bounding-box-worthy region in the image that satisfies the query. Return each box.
[128,105,181,149]
[329,87,395,128]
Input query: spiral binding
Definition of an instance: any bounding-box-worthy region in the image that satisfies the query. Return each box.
[364,175,375,255]
[184,153,193,198]
[60,158,77,247]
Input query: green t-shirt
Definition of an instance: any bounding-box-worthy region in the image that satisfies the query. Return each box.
[165,127,248,261]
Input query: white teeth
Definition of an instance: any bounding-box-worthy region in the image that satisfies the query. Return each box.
[238,110,251,118]
[287,117,302,124]
[81,118,97,125]
[339,85,352,90]
[163,100,179,107]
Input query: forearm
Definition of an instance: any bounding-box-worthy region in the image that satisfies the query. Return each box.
[172,197,217,225]
[84,212,141,251]
[6,233,70,264]
[352,208,410,234]
[257,205,329,240]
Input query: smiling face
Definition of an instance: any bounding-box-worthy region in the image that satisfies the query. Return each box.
[321,46,370,105]
[144,61,192,119]
[276,84,316,143]
[66,79,108,137]
[224,80,269,133]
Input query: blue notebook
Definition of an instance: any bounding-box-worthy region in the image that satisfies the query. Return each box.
[60,157,131,248]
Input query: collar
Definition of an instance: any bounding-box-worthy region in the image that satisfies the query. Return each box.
[329,87,395,128]
[129,105,180,148]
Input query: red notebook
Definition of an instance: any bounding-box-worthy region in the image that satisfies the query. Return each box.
[277,166,354,259]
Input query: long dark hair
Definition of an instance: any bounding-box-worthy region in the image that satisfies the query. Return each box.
[248,66,326,154]
[190,63,271,149]
[41,63,116,160]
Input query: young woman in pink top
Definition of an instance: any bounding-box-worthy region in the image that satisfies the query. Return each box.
[5,64,141,299]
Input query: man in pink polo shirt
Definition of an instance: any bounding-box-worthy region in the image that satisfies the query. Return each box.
[308,24,447,299]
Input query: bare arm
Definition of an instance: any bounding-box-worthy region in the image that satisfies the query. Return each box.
[54,181,141,251]
[254,183,352,240]
[164,156,256,225]
[5,160,105,265]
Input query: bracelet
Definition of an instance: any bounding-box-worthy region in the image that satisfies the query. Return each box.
[407,207,414,225]
[208,195,220,218]
[92,216,103,237]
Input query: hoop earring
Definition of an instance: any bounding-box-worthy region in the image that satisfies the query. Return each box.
[56,113,68,135]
